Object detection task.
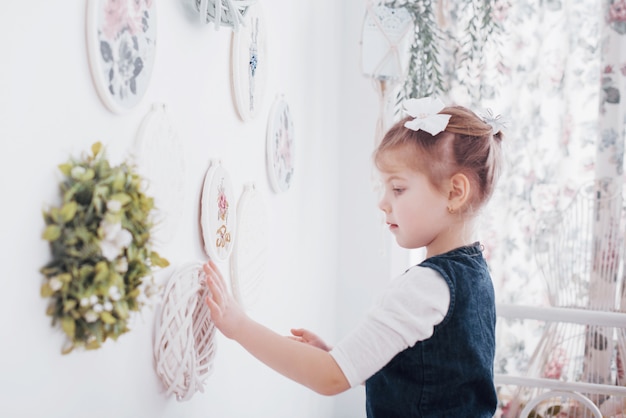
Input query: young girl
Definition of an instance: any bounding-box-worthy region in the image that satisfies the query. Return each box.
[204,96,503,417]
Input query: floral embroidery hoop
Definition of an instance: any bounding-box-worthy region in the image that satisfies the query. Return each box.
[86,0,157,114]
[200,160,236,262]
[266,95,295,193]
[231,2,268,122]
[153,262,216,401]
[230,183,268,310]
[195,0,256,31]
[132,103,185,246]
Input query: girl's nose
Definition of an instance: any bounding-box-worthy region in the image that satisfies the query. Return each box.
[378,196,389,213]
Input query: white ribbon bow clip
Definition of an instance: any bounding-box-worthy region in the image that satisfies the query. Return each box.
[403,97,451,136]
[480,108,506,135]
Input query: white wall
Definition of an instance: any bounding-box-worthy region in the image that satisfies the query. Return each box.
[0,1,402,417]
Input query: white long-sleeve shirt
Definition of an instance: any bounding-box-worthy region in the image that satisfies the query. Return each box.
[329,266,450,387]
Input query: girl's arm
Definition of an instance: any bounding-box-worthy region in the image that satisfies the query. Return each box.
[203,260,350,396]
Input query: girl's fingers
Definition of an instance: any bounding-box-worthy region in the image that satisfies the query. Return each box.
[204,260,227,295]
[203,263,224,306]
[290,328,305,337]
[205,294,221,316]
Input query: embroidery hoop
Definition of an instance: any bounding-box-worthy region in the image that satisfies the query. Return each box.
[195,0,256,31]
[266,95,295,193]
[230,183,268,310]
[153,262,216,401]
[86,0,157,114]
[360,1,412,146]
[231,2,268,122]
[132,103,185,247]
[200,160,236,261]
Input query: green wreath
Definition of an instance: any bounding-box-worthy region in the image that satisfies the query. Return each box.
[40,142,169,354]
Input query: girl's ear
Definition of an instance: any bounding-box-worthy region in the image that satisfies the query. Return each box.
[447,173,471,212]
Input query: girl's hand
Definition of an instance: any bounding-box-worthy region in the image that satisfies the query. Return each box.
[203,259,246,340]
[204,260,349,395]
[289,328,332,352]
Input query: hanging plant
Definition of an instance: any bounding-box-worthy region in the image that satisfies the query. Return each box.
[40,142,169,354]
[384,0,503,102]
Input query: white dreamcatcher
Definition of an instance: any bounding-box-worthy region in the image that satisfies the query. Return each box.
[132,103,186,247]
[360,1,412,148]
[153,262,217,401]
[194,0,257,31]
[230,183,268,311]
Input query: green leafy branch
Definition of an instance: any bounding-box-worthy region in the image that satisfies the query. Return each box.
[385,0,503,103]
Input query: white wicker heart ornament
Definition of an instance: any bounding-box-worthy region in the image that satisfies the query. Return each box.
[153,262,216,401]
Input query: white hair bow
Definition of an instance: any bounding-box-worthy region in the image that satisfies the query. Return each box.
[480,108,506,135]
[403,97,451,136]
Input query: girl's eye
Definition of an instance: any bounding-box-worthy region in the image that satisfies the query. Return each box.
[392,188,405,195]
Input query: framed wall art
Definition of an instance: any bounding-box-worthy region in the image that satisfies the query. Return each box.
[133,103,185,246]
[153,262,216,401]
[266,95,295,193]
[230,183,268,311]
[231,2,267,122]
[200,160,236,262]
[86,0,157,114]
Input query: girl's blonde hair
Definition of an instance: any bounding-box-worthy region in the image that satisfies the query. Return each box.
[374,105,504,212]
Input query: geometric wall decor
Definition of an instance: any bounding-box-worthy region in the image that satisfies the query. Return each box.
[360,3,412,80]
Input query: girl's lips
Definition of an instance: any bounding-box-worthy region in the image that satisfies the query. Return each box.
[388,223,398,231]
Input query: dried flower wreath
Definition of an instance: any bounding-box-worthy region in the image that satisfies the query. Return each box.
[40,142,169,354]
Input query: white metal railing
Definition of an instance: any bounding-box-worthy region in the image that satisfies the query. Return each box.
[495,303,626,417]
[496,303,626,328]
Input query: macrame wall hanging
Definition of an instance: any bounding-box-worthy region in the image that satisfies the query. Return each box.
[360,1,412,147]
[86,0,157,113]
[153,262,217,401]
[132,103,186,247]
[201,160,237,262]
[194,0,257,31]
[266,95,295,193]
[231,2,268,122]
[230,183,268,311]
[361,2,412,257]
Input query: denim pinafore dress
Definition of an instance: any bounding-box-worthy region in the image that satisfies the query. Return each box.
[365,243,497,418]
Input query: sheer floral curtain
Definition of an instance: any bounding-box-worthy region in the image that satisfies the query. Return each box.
[436,0,626,395]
